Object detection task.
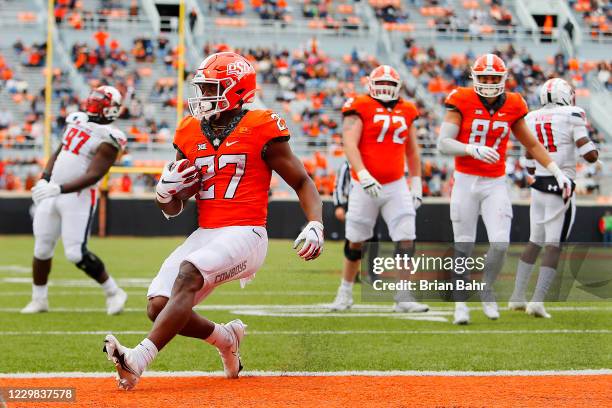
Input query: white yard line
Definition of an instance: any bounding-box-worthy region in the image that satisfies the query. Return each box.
[0,329,610,336]
[0,369,610,378]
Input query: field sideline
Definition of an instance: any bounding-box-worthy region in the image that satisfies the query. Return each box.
[0,236,610,406]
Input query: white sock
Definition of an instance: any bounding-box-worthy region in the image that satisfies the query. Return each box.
[394,290,416,303]
[340,279,354,292]
[512,260,535,302]
[132,338,158,372]
[101,277,119,297]
[531,266,556,303]
[32,284,48,300]
[205,323,233,349]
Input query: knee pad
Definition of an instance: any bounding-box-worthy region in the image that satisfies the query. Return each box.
[65,245,84,264]
[76,250,106,280]
[344,240,363,261]
[34,239,55,260]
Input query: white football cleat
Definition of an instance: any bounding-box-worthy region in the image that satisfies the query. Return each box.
[508,300,527,311]
[453,302,470,325]
[526,302,551,318]
[393,301,429,313]
[218,319,246,379]
[482,301,500,320]
[329,287,353,311]
[20,298,49,314]
[106,289,128,315]
[103,334,143,390]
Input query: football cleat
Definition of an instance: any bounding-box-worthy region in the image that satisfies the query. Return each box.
[482,301,500,320]
[508,300,527,311]
[329,287,353,311]
[393,301,429,313]
[218,319,246,379]
[526,302,551,318]
[103,334,142,390]
[453,302,470,325]
[20,298,49,314]
[106,288,128,315]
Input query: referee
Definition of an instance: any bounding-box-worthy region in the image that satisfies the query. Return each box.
[332,160,379,284]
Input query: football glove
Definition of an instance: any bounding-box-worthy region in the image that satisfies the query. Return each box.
[465,144,500,164]
[32,180,61,204]
[156,159,199,203]
[410,176,422,210]
[357,169,382,198]
[547,162,572,200]
[293,221,324,261]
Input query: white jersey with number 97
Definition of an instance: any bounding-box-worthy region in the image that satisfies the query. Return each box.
[50,111,127,186]
[525,105,588,180]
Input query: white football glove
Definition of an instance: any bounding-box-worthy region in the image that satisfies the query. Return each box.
[465,144,500,164]
[32,180,61,204]
[357,169,382,198]
[293,221,324,261]
[410,176,422,210]
[547,162,572,200]
[156,159,199,203]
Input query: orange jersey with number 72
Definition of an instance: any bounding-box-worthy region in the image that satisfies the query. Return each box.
[444,87,529,177]
[173,110,290,228]
[342,95,419,184]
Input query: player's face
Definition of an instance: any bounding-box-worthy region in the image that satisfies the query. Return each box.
[476,75,503,85]
[197,82,221,97]
[374,80,397,87]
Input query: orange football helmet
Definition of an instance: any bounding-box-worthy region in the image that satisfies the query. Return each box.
[188,52,257,120]
[471,54,507,98]
[367,65,401,101]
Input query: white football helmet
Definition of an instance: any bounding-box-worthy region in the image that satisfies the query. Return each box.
[86,85,122,122]
[367,65,401,102]
[539,78,575,106]
[471,54,508,98]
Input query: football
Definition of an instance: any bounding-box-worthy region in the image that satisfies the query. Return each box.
[173,160,201,201]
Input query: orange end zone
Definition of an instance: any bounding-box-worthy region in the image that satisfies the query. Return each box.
[1,375,610,407]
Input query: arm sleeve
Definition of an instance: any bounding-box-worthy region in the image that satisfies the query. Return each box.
[437,122,466,156]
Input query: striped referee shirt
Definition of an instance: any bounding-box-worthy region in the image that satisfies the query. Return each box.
[332,160,352,210]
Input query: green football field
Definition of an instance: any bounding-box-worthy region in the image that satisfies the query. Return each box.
[0,236,610,374]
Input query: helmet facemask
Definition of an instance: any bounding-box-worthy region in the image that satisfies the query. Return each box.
[471,72,507,98]
[188,75,236,121]
[368,78,401,102]
[86,89,120,123]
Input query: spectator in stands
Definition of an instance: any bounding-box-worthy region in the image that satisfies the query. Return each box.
[0,108,12,130]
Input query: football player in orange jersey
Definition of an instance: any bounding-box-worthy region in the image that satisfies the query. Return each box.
[103,52,323,390]
[329,65,429,313]
[438,53,572,325]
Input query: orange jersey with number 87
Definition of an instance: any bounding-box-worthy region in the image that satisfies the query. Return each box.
[445,87,529,177]
[173,110,290,228]
[342,95,419,184]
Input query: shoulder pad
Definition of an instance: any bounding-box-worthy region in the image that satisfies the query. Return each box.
[101,127,127,151]
[568,107,587,127]
[66,111,89,125]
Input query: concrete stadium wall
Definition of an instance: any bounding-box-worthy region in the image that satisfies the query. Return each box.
[1,197,609,243]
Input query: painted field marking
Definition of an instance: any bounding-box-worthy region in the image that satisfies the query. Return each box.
[0,369,610,378]
[0,329,610,336]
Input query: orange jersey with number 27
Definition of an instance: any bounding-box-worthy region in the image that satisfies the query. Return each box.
[173,110,290,229]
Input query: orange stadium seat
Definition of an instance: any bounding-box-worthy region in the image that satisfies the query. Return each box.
[462,1,479,10]
[18,12,37,22]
